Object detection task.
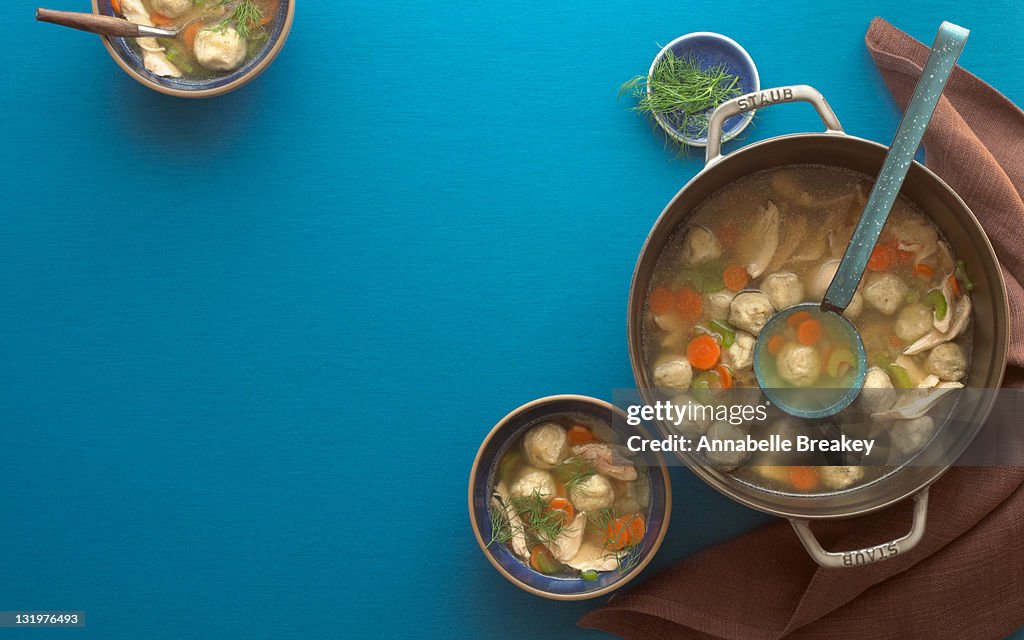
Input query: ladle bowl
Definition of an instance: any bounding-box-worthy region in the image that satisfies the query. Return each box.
[753,304,867,419]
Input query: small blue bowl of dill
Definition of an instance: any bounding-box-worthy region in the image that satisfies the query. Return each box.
[625,32,759,148]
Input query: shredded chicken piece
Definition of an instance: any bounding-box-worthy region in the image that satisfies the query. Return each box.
[565,542,620,572]
[790,229,828,263]
[492,482,529,559]
[904,295,972,356]
[894,354,931,387]
[118,0,182,78]
[546,513,586,562]
[872,382,964,421]
[766,213,805,273]
[737,200,779,278]
[571,443,638,481]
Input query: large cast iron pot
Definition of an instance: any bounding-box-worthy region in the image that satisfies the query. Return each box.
[627,85,1010,567]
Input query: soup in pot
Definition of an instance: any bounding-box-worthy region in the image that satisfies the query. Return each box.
[642,165,975,494]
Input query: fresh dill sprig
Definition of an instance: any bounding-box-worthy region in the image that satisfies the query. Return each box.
[588,506,620,533]
[588,507,646,573]
[214,0,265,39]
[620,49,743,152]
[511,491,566,544]
[615,541,644,574]
[486,499,514,548]
[560,457,597,491]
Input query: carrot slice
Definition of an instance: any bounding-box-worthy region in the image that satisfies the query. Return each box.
[111,0,122,14]
[674,288,703,322]
[649,287,674,315]
[687,334,721,370]
[866,243,897,271]
[788,466,819,491]
[182,20,203,50]
[549,497,576,525]
[796,319,823,345]
[948,273,962,297]
[888,334,903,348]
[723,265,749,292]
[716,365,733,389]
[913,263,935,280]
[261,0,279,25]
[529,545,560,573]
[566,425,595,446]
[529,546,543,571]
[605,514,646,551]
[767,334,785,355]
[150,11,174,26]
[786,310,812,328]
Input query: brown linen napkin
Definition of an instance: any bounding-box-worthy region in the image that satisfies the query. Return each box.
[580,17,1024,640]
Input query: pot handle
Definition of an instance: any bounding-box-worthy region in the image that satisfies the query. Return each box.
[788,488,928,569]
[706,85,844,166]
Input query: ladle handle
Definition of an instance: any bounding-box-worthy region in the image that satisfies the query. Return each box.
[789,489,929,568]
[36,8,146,38]
[823,22,968,313]
[705,85,844,166]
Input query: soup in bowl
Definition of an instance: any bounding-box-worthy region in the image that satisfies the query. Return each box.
[469,395,670,600]
[93,0,294,96]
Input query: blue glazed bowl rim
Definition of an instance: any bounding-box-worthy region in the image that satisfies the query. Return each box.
[468,394,672,600]
[91,0,295,98]
[647,31,760,147]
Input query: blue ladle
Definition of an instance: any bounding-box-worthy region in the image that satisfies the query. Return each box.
[753,21,969,419]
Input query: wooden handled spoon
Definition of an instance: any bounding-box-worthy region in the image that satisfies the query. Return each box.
[36,8,180,38]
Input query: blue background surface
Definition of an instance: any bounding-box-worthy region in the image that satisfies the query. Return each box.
[1,1,1022,638]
